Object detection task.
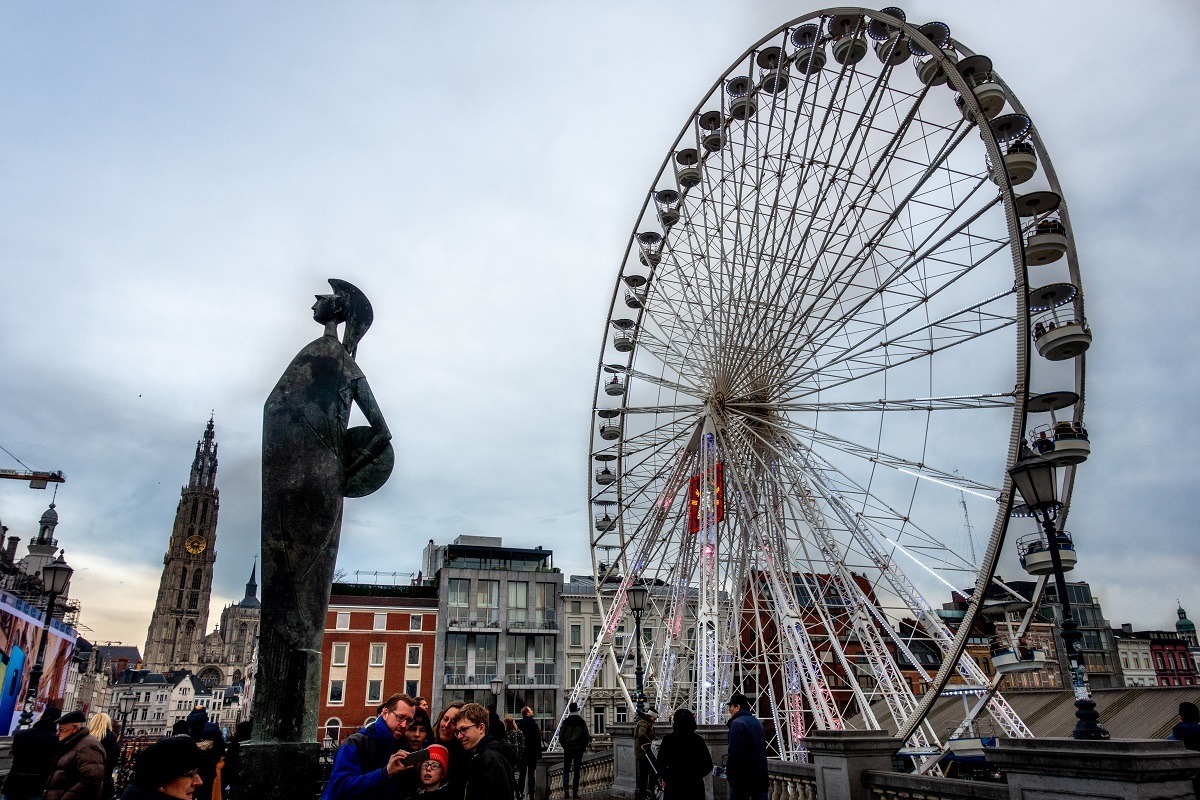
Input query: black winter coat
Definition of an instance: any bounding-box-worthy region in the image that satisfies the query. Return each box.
[99,730,119,800]
[3,721,61,800]
[515,717,542,762]
[726,709,768,800]
[464,736,518,800]
[656,731,712,800]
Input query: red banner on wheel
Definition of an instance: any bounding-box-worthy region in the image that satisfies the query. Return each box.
[687,461,724,533]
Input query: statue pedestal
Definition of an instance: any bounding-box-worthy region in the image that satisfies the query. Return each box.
[233,741,321,800]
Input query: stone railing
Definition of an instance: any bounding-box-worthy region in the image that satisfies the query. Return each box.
[546,750,614,800]
[767,759,817,799]
[864,771,1006,800]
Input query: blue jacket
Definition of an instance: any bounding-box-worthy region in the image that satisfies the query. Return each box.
[321,717,402,800]
[726,709,768,799]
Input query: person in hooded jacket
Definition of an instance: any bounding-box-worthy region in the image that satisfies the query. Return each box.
[44,710,106,800]
[3,705,62,800]
[118,736,203,800]
[453,703,518,800]
[655,709,712,800]
[183,707,224,800]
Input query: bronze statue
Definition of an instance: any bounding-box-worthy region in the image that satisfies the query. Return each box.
[254,279,392,748]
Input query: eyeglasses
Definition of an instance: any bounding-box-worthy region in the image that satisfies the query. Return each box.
[385,708,414,725]
[454,722,482,737]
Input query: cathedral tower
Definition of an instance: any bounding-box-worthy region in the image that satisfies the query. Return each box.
[143,418,220,673]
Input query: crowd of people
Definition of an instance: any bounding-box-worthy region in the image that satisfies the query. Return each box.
[321,694,554,800]
[1,703,239,800]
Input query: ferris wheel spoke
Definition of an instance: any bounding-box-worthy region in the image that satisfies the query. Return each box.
[736,407,999,497]
[751,392,1017,413]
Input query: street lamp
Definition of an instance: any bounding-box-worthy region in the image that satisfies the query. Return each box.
[627,585,649,714]
[17,552,73,730]
[490,676,504,716]
[1008,444,1109,740]
[117,692,136,740]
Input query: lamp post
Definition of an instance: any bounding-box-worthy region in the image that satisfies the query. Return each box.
[490,676,504,716]
[117,691,136,741]
[627,585,649,714]
[1008,444,1109,740]
[16,552,73,730]
[116,691,136,790]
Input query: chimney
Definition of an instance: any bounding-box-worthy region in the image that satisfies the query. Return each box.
[5,536,19,563]
[1121,623,1133,634]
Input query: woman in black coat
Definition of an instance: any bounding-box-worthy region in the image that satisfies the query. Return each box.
[654,709,713,800]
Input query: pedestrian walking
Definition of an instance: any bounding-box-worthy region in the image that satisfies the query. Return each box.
[656,709,712,800]
[725,694,767,800]
[632,708,658,800]
[89,712,120,800]
[118,736,203,800]
[321,693,418,800]
[558,702,591,799]
[514,707,543,799]
[2,705,62,800]
[454,703,519,800]
[44,709,107,800]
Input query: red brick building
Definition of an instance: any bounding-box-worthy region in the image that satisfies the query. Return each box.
[317,582,438,744]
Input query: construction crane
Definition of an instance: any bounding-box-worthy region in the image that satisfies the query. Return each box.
[0,469,65,489]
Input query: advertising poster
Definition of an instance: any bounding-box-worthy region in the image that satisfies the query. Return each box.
[0,591,77,734]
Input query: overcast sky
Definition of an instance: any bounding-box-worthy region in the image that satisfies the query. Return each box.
[2,1,1198,650]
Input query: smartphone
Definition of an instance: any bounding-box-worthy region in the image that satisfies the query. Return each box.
[402,748,432,767]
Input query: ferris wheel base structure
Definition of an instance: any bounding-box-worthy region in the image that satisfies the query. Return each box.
[560,5,1093,769]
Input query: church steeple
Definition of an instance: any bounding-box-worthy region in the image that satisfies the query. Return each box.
[35,502,59,545]
[189,415,218,490]
[240,560,260,608]
[144,418,221,674]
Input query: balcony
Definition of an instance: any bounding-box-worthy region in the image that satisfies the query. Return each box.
[447,613,502,631]
[443,670,497,688]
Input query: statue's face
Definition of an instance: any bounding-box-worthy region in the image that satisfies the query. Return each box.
[312,294,341,324]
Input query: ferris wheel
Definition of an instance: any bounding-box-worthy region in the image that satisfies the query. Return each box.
[564,6,1092,765]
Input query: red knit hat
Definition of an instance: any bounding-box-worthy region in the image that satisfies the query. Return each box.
[425,743,450,772]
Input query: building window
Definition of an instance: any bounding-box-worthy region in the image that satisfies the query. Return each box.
[370,643,386,667]
[332,643,349,667]
[373,613,387,631]
[571,600,581,614]
[536,583,555,626]
[571,625,582,647]
[533,635,554,683]
[592,706,606,735]
[407,644,421,666]
[335,612,350,630]
[570,662,581,685]
[367,680,383,704]
[506,634,527,680]
[445,633,469,680]
[508,582,529,624]
[328,679,345,704]
[616,705,628,724]
[325,718,342,743]
[477,635,499,677]
[410,614,423,631]
[593,625,601,643]
[406,679,419,697]
[449,579,471,622]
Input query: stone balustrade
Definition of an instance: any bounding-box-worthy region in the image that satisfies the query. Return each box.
[547,750,615,800]
[864,771,1007,800]
[767,758,817,799]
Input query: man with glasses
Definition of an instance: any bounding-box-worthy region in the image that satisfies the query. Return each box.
[454,703,519,800]
[320,693,418,800]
